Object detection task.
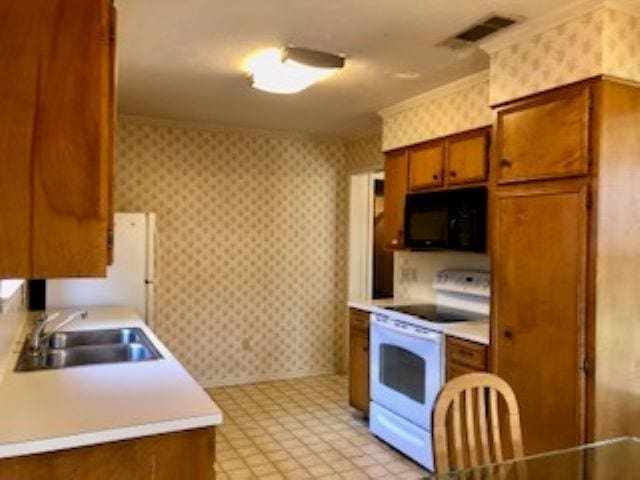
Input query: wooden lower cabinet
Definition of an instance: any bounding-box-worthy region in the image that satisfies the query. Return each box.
[445,336,488,380]
[0,427,215,480]
[492,179,588,455]
[349,308,370,415]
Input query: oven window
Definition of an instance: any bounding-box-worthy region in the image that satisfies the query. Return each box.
[379,344,425,403]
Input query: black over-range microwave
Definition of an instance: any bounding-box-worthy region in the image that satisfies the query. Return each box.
[404,187,487,252]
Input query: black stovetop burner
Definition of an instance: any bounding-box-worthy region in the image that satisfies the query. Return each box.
[386,304,480,323]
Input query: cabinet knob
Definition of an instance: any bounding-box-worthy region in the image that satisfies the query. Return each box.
[504,330,514,339]
[449,171,457,177]
[432,174,439,180]
[363,346,369,353]
[500,158,513,168]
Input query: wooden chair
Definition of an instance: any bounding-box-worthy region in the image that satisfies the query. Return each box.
[432,372,524,474]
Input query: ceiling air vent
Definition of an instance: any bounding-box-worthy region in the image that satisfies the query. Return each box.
[438,14,521,50]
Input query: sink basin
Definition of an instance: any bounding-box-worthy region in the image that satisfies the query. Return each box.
[47,328,142,349]
[14,328,162,372]
[44,343,158,368]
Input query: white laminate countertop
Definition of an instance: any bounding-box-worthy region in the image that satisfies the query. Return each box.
[348,298,490,345]
[0,307,222,460]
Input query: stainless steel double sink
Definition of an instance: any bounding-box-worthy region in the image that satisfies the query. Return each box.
[14,328,162,372]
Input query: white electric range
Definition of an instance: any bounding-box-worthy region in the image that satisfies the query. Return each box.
[369,269,490,471]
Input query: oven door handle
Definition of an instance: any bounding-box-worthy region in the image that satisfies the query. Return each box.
[372,317,442,343]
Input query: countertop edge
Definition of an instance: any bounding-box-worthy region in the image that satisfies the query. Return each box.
[348,299,490,346]
[0,413,222,460]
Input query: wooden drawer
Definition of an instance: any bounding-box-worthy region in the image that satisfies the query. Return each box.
[446,361,480,381]
[408,140,445,191]
[446,128,489,185]
[496,84,591,184]
[446,336,487,370]
[349,308,370,335]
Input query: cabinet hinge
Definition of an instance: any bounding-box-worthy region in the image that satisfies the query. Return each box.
[107,229,114,250]
[582,358,590,374]
[586,191,593,210]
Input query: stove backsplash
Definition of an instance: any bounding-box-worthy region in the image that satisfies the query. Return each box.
[393,251,490,301]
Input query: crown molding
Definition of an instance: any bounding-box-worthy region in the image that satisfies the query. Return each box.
[118,114,346,144]
[377,69,490,119]
[478,0,638,54]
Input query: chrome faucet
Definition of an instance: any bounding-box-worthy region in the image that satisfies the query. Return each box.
[28,310,88,353]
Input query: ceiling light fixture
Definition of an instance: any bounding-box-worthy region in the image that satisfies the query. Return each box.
[244,46,345,94]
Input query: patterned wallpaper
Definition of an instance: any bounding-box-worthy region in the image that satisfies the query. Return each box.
[345,134,385,172]
[116,120,351,386]
[490,6,640,105]
[602,7,640,82]
[380,79,493,151]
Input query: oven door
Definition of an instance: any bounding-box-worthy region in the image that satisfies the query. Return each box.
[370,316,443,430]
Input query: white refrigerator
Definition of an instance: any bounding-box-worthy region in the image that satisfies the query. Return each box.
[47,212,157,325]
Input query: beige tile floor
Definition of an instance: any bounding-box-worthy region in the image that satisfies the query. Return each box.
[208,374,428,479]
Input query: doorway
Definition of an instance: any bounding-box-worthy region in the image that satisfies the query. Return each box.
[348,171,393,302]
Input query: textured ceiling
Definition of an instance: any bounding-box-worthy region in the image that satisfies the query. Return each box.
[116,0,564,138]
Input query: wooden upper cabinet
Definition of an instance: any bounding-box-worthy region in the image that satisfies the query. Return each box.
[446,128,489,185]
[384,149,408,249]
[408,140,445,191]
[0,0,115,278]
[492,179,588,455]
[496,84,591,184]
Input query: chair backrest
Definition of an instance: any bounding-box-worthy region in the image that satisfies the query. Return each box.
[432,372,524,473]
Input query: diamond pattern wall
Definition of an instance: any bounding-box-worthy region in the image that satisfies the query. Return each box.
[116,120,361,386]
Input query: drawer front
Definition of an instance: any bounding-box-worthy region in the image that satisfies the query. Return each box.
[446,128,489,185]
[349,308,370,334]
[409,140,445,191]
[446,336,487,370]
[496,84,591,184]
[446,361,479,381]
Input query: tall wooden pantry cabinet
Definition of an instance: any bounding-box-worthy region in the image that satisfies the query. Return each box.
[491,78,640,454]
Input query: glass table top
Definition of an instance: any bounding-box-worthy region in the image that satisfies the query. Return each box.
[429,437,639,480]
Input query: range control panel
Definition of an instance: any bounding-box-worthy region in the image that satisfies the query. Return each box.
[433,270,490,298]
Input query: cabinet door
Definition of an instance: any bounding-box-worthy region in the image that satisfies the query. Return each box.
[349,330,369,415]
[446,128,489,185]
[496,84,591,184]
[0,2,39,276]
[383,149,408,249]
[31,0,112,277]
[0,0,113,278]
[408,140,444,191]
[492,180,588,455]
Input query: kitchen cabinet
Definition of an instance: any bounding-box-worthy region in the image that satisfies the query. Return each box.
[446,127,490,185]
[408,140,445,191]
[495,84,590,184]
[383,149,408,249]
[0,0,116,279]
[349,308,370,415]
[0,427,215,480]
[492,179,588,455]
[383,126,491,250]
[445,336,487,381]
[491,78,640,456]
